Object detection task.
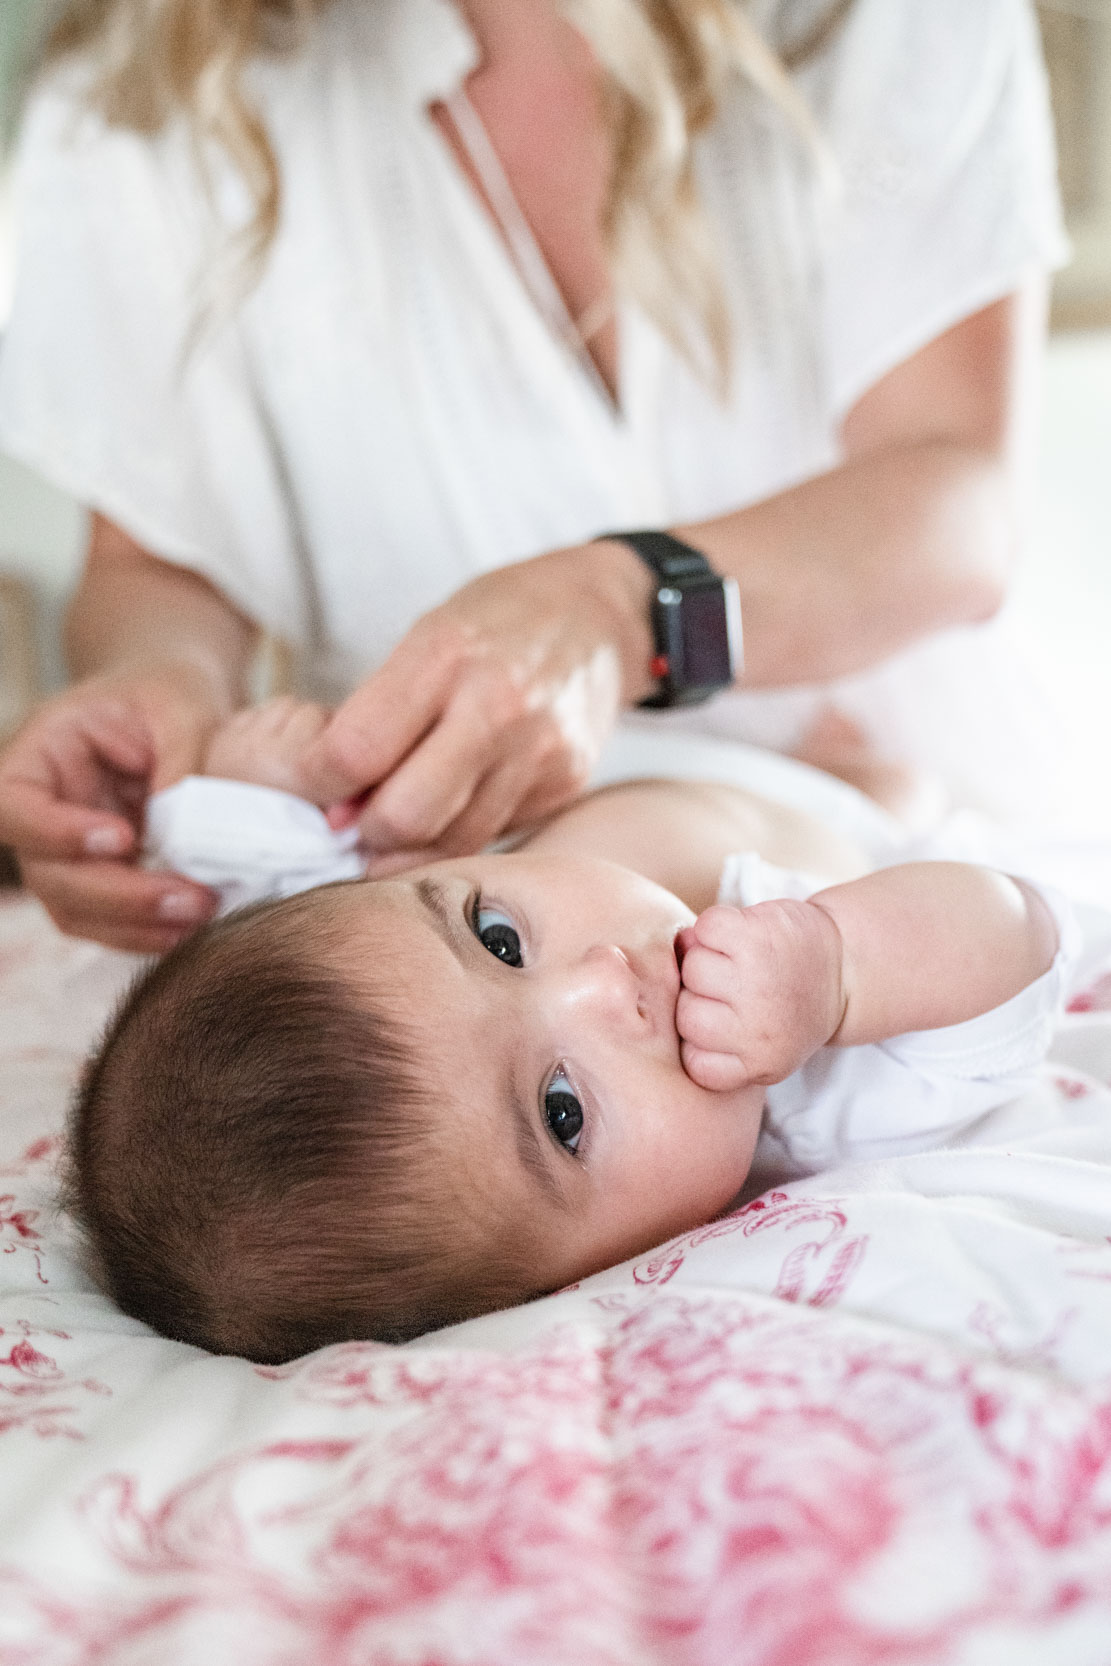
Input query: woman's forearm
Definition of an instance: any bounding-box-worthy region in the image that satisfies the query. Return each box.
[66,513,258,717]
[677,438,1014,688]
[670,289,1038,691]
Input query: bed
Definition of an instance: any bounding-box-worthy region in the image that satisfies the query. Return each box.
[7,744,1111,1664]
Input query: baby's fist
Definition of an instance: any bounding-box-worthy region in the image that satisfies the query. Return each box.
[676,899,845,1092]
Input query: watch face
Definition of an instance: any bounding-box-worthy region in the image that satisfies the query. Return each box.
[680,580,734,687]
[643,572,742,708]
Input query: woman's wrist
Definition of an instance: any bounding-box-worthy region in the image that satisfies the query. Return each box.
[88,653,242,730]
[574,537,658,705]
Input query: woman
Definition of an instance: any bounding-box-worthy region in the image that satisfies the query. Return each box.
[0,0,1065,951]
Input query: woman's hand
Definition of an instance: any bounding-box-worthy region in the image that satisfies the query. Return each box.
[0,665,222,953]
[301,541,655,869]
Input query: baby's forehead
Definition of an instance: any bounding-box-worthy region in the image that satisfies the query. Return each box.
[299,874,475,1005]
[292,876,417,960]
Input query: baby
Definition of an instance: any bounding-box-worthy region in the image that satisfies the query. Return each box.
[69,701,1070,1364]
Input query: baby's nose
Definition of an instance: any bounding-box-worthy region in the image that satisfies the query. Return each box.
[556,944,644,1028]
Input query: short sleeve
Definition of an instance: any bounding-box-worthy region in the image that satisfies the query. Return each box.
[807,0,1068,417]
[0,77,311,644]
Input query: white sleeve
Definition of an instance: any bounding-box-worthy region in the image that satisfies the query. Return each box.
[806,0,1068,417]
[0,78,311,645]
[762,884,1082,1175]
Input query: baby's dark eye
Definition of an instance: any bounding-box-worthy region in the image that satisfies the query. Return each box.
[474,903,523,968]
[545,1069,583,1154]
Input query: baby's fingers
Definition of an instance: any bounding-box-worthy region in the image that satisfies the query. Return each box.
[680,1040,749,1093]
[676,985,746,1056]
[679,940,739,1002]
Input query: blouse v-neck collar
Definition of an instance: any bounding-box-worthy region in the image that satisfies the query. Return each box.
[385,0,480,109]
[380,0,644,426]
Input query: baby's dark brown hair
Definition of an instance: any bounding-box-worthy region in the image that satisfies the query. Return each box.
[67,885,540,1363]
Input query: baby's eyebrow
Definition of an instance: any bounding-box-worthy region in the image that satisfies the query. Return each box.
[413,876,570,1209]
[414,876,472,963]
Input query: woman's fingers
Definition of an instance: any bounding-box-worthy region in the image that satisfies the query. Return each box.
[0,703,154,860]
[303,547,634,848]
[418,744,554,859]
[0,775,137,862]
[358,744,569,875]
[359,754,545,875]
[301,634,460,808]
[355,678,565,853]
[22,856,216,949]
[0,674,222,948]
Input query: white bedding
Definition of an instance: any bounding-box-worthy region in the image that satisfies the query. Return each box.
[8,741,1111,1663]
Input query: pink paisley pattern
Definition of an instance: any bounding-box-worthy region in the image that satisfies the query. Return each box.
[1053,1073,1094,1100]
[0,1136,65,1179]
[633,1193,870,1311]
[0,1194,48,1287]
[0,1321,111,1442]
[8,1299,1111,1662]
[1067,971,1111,1013]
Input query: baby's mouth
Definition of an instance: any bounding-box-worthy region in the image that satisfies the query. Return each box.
[655,936,685,1043]
[622,938,682,1043]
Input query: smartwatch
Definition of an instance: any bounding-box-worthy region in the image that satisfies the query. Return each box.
[599,529,742,708]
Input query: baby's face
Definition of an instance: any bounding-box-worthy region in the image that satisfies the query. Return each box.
[330,852,764,1292]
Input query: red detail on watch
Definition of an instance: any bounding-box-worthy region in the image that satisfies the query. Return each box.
[650,654,670,680]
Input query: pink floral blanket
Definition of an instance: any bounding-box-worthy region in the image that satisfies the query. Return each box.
[6,889,1111,1665]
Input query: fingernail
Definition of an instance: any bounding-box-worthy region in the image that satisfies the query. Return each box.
[157,892,211,923]
[84,826,128,857]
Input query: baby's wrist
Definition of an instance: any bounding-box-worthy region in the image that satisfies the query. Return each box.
[802,898,850,1048]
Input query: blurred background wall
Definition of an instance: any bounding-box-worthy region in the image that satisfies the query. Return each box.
[0,0,1108,821]
[1041,0,1111,326]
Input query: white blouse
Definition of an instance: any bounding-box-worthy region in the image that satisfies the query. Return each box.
[0,0,1066,800]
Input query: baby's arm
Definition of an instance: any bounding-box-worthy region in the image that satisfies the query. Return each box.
[677,863,1058,1092]
[202,697,332,797]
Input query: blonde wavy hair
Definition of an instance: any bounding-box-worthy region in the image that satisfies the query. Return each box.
[46,0,852,378]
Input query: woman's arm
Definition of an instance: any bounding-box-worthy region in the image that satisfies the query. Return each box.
[303,286,1043,862]
[672,287,1041,685]
[66,515,256,713]
[0,514,258,950]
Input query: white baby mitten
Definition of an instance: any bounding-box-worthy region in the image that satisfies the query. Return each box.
[144,776,365,914]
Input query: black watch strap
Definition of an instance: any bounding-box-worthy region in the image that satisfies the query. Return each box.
[599,528,741,708]
[603,529,715,584]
